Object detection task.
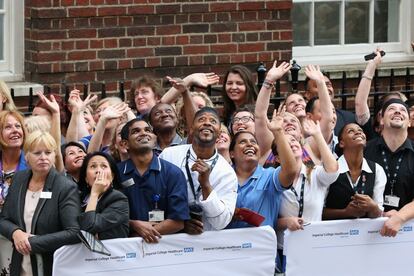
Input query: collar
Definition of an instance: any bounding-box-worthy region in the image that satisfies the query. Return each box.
[123,154,162,175]
[338,155,373,174]
[378,136,414,153]
[154,133,183,151]
[188,145,218,162]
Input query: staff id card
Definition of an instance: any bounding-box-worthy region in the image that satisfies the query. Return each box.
[384,195,400,208]
[149,210,164,222]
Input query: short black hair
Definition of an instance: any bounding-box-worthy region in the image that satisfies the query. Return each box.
[305,96,319,113]
[77,152,122,199]
[193,106,220,122]
[61,141,86,161]
[120,118,150,140]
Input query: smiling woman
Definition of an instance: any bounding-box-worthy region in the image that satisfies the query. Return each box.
[222,65,258,125]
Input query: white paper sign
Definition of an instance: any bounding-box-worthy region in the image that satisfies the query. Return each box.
[284,218,414,276]
[53,226,277,276]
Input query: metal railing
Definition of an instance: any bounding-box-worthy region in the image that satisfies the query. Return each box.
[11,62,414,115]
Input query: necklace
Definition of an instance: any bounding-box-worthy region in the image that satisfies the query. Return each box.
[31,190,41,199]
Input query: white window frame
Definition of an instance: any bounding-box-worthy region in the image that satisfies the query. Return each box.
[292,0,414,69]
[0,0,24,81]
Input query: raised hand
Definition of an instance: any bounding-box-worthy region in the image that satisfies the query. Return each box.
[265,60,292,83]
[301,118,321,137]
[100,102,130,121]
[166,76,187,94]
[304,64,324,82]
[370,48,383,67]
[36,92,60,114]
[68,89,97,112]
[185,72,219,88]
[267,105,285,133]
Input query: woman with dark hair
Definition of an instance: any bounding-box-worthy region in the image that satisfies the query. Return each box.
[227,110,297,229]
[78,152,129,240]
[222,65,258,124]
[62,141,86,183]
[323,123,386,219]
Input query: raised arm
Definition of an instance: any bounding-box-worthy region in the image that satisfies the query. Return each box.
[255,60,291,156]
[355,50,383,125]
[66,90,97,142]
[166,76,197,136]
[87,103,129,153]
[36,92,64,172]
[302,119,338,173]
[267,109,297,187]
[161,73,219,104]
[304,65,333,143]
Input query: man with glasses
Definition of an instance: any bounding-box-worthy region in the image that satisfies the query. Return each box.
[160,107,238,234]
[230,107,255,135]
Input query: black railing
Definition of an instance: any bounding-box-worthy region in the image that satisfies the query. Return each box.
[10,62,414,116]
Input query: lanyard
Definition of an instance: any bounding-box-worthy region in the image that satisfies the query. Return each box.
[291,176,306,218]
[348,171,368,194]
[381,150,404,196]
[184,148,219,200]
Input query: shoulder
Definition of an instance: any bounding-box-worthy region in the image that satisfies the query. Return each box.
[161,144,189,156]
[51,170,78,191]
[102,189,128,203]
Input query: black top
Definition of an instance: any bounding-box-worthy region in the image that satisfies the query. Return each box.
[79,188,129,240]
[334,108,356,136]
[0,169,80,276]
[364,137,414,211]
[325,159,376,219]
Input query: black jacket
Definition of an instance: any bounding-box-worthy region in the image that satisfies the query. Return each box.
[79,188,129,240]
[0,168,80,276]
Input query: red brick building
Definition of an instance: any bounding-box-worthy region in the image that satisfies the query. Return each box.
[3,0,414,108]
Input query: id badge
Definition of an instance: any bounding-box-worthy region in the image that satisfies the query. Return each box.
[384,195,400,207]
[148,210,164,222]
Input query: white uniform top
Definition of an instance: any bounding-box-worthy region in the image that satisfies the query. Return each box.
[279,163,339,222]
[160,144,238,231]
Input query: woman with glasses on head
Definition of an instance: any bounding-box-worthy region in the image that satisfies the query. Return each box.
[0,130,80,276]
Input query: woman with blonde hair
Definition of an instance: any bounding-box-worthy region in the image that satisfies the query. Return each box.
[0,130,80,276]
[0,81,17,112]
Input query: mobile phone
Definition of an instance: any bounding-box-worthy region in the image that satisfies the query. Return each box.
[364,50,385,61]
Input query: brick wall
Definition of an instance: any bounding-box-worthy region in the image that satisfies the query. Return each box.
[24,0,293,96]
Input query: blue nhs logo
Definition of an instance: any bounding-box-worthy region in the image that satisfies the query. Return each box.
[350,229,359,235]
[242,243,252,248]
[184,247,194,253]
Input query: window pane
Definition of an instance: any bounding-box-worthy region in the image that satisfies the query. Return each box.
[315,2,340,45]
[0,15,3,60]
[0,0,3,9]
[345,2,369,44]
[374,0,400,43]
[292,3,310,46]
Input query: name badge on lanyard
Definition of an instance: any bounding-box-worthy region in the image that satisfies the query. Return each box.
[384,195,400,208]
[148,194,164,222]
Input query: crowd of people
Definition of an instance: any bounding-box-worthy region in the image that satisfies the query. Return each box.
[0,48,414,276]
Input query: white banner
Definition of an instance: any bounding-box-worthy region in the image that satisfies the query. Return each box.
[284,218,414,276]
[53,226,276,276]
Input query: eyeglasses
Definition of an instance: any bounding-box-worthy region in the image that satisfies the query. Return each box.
[232,116,254,124]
